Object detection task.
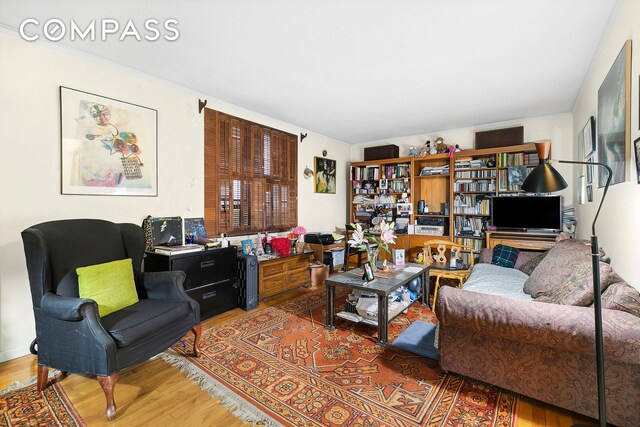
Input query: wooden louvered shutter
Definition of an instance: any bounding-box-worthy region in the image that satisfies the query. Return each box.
[204,109,218,235]
[204,109,297,235]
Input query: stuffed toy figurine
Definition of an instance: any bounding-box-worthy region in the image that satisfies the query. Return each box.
[435,137,447,153]
[408,145,419,156]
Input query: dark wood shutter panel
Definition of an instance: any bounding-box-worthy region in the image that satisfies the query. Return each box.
[263,130,271,177]
[231,119,242,175]
[218,175,231,233]
[204,110,297,236]
[252,125,263,176]
[218,114,230,173]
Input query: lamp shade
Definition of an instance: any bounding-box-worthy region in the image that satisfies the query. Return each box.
[521,140,568,193]
[521,163,568,193]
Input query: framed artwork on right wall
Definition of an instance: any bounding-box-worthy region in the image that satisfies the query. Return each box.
[634,136,640,184]
[596,40,631,187]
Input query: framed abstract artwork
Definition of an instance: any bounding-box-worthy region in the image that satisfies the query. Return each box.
[314,156,336,193]
[596,40,631,188]
[60,86,158,196]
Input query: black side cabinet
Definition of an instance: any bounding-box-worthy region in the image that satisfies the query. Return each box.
[144,247,239,320]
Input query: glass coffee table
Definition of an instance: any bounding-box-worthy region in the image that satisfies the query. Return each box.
[325,263,428,345]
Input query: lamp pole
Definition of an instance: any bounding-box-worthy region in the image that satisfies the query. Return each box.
[556,159,611,427]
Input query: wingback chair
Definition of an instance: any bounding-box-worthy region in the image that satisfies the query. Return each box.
[21,219,201,421]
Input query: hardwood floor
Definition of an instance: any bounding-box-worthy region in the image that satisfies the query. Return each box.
[0,284,594,426]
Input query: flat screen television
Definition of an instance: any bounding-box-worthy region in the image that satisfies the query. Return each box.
[491,195,562,232]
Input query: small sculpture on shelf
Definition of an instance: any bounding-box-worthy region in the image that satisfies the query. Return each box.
[435,137,447,154]
[408,145,419,157]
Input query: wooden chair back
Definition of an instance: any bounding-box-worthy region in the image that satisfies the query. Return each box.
[422,239,474,268]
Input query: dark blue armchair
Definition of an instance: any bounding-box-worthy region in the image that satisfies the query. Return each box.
[21,219,201,420]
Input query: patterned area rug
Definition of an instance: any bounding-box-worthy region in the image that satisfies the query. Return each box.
[0,378,85,426]
[162,288,518,427]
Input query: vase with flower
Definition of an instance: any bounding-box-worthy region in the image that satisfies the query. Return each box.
[347,220,396,271]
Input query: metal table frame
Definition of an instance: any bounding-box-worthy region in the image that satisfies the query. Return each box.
[325,263,428,345]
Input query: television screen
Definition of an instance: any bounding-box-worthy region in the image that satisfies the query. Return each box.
[491,196,562,231]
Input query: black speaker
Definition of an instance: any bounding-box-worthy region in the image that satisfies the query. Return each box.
[418,200,425,215]
[237,253,258,310]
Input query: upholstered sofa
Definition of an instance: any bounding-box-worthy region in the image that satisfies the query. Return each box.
[435,239,640,427]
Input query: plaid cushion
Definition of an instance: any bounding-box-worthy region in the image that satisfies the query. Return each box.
[492,244,520,268]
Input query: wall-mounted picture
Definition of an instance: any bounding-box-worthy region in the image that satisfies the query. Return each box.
[61,87,158,196]
[597,40,631,188]
[583,116,596,157]
[314,156,336,193]
[634,136,640,184]
[587,185,593,203]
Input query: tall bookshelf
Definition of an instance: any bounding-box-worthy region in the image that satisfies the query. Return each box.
[348,143,539,263]
[413,153,451,236]
[451,144,538,264]
[349,157,413,229]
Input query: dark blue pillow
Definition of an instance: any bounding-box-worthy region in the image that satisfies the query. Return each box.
[492,244,520,268]
[392,321,439,360]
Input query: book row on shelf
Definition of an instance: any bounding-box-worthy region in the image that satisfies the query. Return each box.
[350,164,411,181]
[497,151,538,167]
[453,195,490,215]
[454,169,496,178]
[384,179,410,193]
[381,164,410,179]
[454,216,487,236]
[455,237,484,253]
[351,166,380,180]
[454,157,488,169]
[453,180,496,192]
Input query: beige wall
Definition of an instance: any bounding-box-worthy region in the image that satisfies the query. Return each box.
[0,31,349,361]
[572,0,640,289]
[351,113,575,203]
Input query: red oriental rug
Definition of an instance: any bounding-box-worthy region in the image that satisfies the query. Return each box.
[0,378,85,426]
[162,288,518,427]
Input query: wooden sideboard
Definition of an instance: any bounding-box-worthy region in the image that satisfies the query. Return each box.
[486,231,558,251]
[258,251,312,299]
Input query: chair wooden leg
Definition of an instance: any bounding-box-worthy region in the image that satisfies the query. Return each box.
[432,277,441,315]
[36,365,49,392]
[97,373,119,421]
[191,324,202,357]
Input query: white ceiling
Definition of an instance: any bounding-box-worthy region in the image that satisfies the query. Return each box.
[0,0,617,144]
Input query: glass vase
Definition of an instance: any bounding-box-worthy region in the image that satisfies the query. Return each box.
[368,248,379,271]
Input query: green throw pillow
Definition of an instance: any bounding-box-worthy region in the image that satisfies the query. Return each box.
[77,259,139,317]
[492,244,520,268]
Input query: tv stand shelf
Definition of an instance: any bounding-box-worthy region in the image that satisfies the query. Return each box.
[486,231,558,251]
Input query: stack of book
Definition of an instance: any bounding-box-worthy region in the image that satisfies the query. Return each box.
[154,244,204,255]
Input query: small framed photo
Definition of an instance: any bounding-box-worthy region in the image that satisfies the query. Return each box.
[379,179,388,190]
[634,136,640,184]
[363,261,375,282]
[586,155,594,184]
[396,203,412,216]
[241,239,254,255]
[393,249,405,267]
[583,116,596,158]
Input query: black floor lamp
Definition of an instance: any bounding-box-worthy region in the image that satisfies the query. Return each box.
[521,140,611,427]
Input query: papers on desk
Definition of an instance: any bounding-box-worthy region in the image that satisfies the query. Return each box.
[403,266,423,273]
